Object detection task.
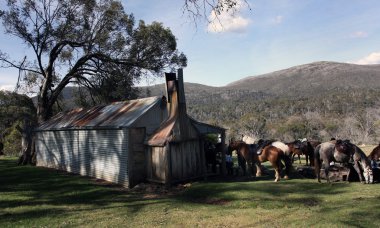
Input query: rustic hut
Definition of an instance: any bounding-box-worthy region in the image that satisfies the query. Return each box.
[35,69,226,187]
[146,70,226,184]
[35,96,168,187]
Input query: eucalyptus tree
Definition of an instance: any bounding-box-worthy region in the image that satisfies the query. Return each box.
[0,0,186,165]
[0,0,186,123]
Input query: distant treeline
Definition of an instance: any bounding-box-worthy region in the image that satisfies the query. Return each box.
[184,88,380,144]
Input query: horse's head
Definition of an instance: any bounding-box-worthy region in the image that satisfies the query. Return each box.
[228,140,243,151]
[335,139,354,155]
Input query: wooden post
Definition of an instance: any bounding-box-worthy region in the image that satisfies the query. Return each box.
[199,138,207,179]
[165,144,172,185]
[221,132,226,176]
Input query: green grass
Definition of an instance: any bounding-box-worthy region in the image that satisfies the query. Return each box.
[1,156,380,227]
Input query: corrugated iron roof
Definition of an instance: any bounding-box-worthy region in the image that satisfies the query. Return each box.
[36,96,161,131]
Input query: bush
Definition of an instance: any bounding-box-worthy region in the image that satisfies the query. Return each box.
[3,123,22,157]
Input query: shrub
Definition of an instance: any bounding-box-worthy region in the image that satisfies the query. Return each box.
[3,123,22,157]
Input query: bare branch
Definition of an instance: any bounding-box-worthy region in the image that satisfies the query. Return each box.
[183,0,251,24]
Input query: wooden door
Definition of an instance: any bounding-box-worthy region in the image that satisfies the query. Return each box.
[129,128,146,186]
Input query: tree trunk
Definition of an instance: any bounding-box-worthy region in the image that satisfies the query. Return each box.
[37,93,52,123]
[17,119,36,165]
[19,79,53,165]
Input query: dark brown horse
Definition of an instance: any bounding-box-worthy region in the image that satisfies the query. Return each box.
[286,140,303,164]
[0,141,3,156]
[228,140,291,182]
[287,140,315,166]
[368,143,380,161]
[308,140,322,149]
[314,140,373,183]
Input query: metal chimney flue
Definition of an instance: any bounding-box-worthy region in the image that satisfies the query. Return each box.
[165,72,176,103]
[177,69,186,105]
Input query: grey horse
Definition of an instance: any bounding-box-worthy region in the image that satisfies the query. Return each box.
[314,140,373,184]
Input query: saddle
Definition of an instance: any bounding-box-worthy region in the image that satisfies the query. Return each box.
[255,140,274,155]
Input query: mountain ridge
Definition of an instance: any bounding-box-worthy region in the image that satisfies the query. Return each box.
[138,61,380,99]
[224,61,380,95]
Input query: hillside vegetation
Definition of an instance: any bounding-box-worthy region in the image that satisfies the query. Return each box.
[140,61,380,143]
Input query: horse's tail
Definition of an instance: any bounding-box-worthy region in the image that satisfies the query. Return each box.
[237,151,247,175]
[280,152,292,177]
[307,142,315,166]
[314,144,322,181]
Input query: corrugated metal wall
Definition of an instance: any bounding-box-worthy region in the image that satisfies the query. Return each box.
[36,129,129,187]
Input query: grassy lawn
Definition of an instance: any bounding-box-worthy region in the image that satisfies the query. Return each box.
[1,157,380,227]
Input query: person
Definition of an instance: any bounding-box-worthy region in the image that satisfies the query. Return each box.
[226,152,233,175]
[371,159,378,169]
[0,141,4,156]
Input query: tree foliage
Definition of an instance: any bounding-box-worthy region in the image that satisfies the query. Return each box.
[0,91,36,130]
[0,91,36,156]
[0,0,187,122]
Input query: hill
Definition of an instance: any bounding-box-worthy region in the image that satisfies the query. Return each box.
[226,61,380,96]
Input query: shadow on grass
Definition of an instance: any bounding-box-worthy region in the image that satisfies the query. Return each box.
[179,168,351,209]
[1,157,379,227]
[0,158,170,223]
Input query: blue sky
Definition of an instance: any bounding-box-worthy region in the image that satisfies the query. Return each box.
[1,0,380,90]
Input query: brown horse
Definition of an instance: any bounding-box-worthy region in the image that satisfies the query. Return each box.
[228,140,291,182]
[0,141,3,156]
[227,140,254,176]
[287,140,315,166]
[368,143,380,161]
[308,140,322,149]
[286,140,303,164]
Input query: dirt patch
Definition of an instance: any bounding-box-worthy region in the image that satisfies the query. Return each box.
[303,198,320,207]
[131,183,191,199]
[190,197,231,205]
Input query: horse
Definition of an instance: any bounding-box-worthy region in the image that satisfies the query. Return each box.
[308,140,322,149]
[286,140,303,164]
[314,140,373,183]
[228,140,292,182]
[368,143,380,161]
[271,141,291,156]
[0,141,3,156]
[227,140,254,176]
[204,141,217,173]
[287,140,315,166]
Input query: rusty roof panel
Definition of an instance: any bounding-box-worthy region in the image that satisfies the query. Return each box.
[36,97,161,131]
[146,116,177,146]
